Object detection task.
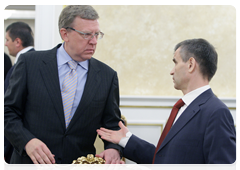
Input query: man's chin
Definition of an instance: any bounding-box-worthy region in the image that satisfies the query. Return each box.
[173,84,180,90]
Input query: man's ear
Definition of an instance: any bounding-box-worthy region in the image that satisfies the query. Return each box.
[188,57,196,73]
[14,38,22,47]
[60,28,69,42]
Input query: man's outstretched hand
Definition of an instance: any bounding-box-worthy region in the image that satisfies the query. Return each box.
[97,121,129,144]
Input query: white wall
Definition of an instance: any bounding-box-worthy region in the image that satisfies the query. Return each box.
[35,5,63,50]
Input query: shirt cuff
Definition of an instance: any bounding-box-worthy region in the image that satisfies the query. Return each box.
[118,131,132,148]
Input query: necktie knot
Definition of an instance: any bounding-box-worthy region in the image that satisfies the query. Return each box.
[68,60,78,70]
[174,99,185,109]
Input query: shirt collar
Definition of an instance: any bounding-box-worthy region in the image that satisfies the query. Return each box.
[57,43,89,70]
[182,85,211,106]
[15,46,34,64]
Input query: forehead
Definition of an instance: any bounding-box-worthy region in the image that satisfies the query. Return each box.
[5,31,10,37]
[5,31,12,40]
[173,48,182,61]
[72,17,100,31]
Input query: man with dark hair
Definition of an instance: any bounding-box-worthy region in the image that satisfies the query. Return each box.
[4,21,35,163]
[5,5,124,164]
[97,38,236,164]
[5,21,35,93]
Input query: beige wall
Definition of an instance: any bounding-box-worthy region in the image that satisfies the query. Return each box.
[92,5,236,98]
[4,6,236,98]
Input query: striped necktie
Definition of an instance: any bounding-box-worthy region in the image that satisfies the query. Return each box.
[61,60,78,128]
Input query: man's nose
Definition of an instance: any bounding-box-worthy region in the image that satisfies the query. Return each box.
[89,35,98,45]
[170,68,174,75]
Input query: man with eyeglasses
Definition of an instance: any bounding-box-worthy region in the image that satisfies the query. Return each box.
[5,5,124,164]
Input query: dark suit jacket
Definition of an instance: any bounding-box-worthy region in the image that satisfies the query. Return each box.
[4,48,35,93]
[123,89,236,164]
[4,44,123,164]
[4,53,12,80]
[4,48,35,163]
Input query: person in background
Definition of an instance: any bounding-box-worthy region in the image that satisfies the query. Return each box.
[97,38,236,164]
[4,21,35,93]
[4,53,12,80]
[4,53,12,170]
[4,5,124,164]
[4,21,35,163]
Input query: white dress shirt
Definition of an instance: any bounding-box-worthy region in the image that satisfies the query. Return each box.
[15,46,34,64]
[119,85,211,147]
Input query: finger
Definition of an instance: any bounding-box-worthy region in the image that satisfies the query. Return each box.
[100,135,114,143]
[37,148,52,164]
[43,147,55,165]
[96,152,104,158]
[97,129,106,136]
[95,154,101,158]
[97,130,111,138]
[34,152,45,164]
[100,127,114,133]
[118,121,125,129]
[30,154,41,169]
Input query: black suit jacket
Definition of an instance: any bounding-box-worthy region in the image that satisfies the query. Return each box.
[123,89,236,164]
[4,53,12,80]
[4,48,35,93]
[4,44,123,164]
[4,48,35,163]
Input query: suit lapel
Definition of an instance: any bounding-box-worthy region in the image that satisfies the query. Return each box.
[158,89,214,152]
[66,58,101,131]
[39,44,66,130]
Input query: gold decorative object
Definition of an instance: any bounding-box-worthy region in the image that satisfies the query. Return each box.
[38,154,141,170]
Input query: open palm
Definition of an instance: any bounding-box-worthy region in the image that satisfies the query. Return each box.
[97,121,129,144]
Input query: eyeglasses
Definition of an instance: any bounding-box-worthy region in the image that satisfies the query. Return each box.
[65,27,104,40]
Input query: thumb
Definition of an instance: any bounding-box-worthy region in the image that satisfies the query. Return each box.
[95,152,104,158]
[119,121,126,129]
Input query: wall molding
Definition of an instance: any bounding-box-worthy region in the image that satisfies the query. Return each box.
[120,95,236,109]
[119,95,236,130]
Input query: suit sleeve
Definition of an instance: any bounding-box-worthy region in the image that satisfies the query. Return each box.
[4,55,35,156]
[204,107,236,163]
[123,134,156,164]
[101,71,124,153]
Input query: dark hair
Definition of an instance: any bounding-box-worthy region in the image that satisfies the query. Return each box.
[6,22,34,47]
[58,5,99,31]
[174,38,218,81]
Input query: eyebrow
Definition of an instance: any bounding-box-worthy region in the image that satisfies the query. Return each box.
[81,30,101,33]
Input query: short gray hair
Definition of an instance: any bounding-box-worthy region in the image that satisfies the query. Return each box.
[58,5,99,31]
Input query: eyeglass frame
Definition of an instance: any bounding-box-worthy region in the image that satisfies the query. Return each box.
[65,27,104,40]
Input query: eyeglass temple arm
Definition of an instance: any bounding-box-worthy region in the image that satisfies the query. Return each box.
[65,27,75,31]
